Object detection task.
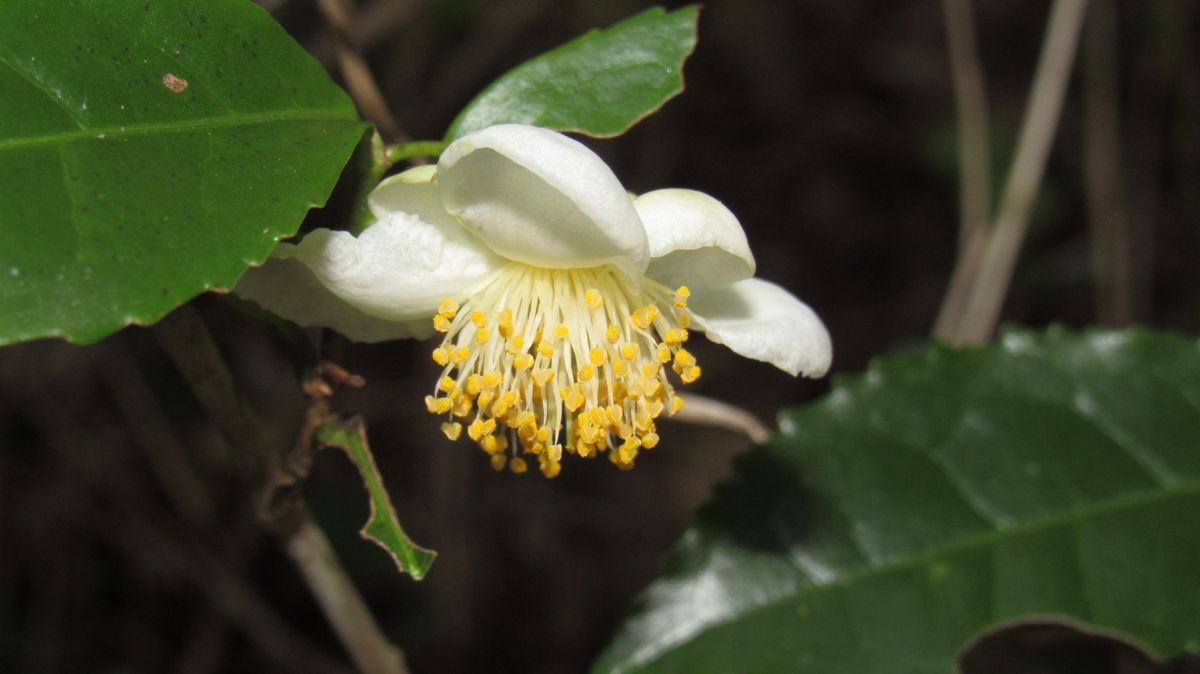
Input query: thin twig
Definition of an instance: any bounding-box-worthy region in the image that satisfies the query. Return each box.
[315,0,408,142]
[1082,0,1134,325]
[941,0,993,245]
[937,0,1089,345]
[285,513,411,674]
[671,394,772,444]
[154,305,407,674]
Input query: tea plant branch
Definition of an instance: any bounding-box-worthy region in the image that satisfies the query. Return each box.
[154,305,407,674]
[315,0,408,143]
[935,0,1089,345]
[941,0,992,246]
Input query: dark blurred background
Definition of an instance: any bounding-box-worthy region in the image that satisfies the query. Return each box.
[2,1,1198,672]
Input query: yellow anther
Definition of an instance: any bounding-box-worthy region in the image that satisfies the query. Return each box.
[669,396,685,416]
[643,304,660,324]
[514,353,534,370]
[528,442,545,455]
[432,347,450,366]
[498,321,514,338]
[490,453,507,472]
[481,435,500,455]
[620,343,640,361]
[541,460,562,478]
[547,444,563,462]
[505,335,526,355]
[441,422,463,441]
[435,398,452,414]
[482,371,503,389]
[492,391,517,417]
[674,348,696,368]
[631,308,650,330]
[478,389,496,410]
[585,289,604,309]
[470,311,488,328]
[475,328,490,345]
[532,368,556,386]
[656,345,672,364]
[642,432,660,449]
[513,411,536,428]
[453,346,471,364]
[605,404,623,425]
[588,408,607,427]
[452,396,473,418]
[553,324,569,339]
[480,418,497,436]
[678,312,691,328]
[433,315,452,332]
[563,387,585,412]
[465,374,483,396]
[438,376,457,393]
[424,395,439,414]
[646,400,665,419]
[537,341,554,358]
[674,286,690,308]
[438,297,460,317]
[577,364,595,382]
[510,457,528,474]
[664,329,684,346]
[577,442,595,458]
[681,365,702,384]
[518,424,537,444]
[613,360,629,377]
[638,377,662,398]
[589,347,609,367]
[618,438,640,464]
[641,362,662,378]
[605,324,621,344]
[467,419,486,441]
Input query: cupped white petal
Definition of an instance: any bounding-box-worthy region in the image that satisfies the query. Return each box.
[635,188,756,290]
[274,210,503,322]
[437,124,649,284]
[234,257,433,342]
[688,278,831,377]
[367,164,443,221]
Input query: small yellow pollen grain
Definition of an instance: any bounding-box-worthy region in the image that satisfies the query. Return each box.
[438,297,460,317]
[589,347,609,367]
[431,347,450,366]
[441,422,462,441]
[553,324,569,339]
[433,315,451,332]
[584,289,603,309]
[605,324,621,344]
[510,457,528,474]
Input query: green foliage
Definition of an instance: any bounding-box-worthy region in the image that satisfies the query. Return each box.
[317,417,437,581]
[445,6,698,141]
[596,328,1200,673]
[0,0,365,345]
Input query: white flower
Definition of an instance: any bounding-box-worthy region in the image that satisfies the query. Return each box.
[236,124,831,477]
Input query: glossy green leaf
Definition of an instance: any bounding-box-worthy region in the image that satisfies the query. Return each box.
[597,328,1200,673]
[317,416,437,581]
[0,0,366,345]
[445,5,698,141]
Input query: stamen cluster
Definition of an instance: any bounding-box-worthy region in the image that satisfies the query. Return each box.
[424,264,699,477]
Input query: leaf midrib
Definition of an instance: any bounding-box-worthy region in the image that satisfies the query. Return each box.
[0,108,359,152]
[632,472,1200,670]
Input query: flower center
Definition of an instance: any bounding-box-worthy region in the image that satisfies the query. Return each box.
[425,263,699,477]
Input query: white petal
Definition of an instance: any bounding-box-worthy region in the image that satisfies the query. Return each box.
[235,257,433,342]
[367,165,442,221]
[274,213,504,322]
[689,278,832,377]
[635,188,755,290]
[437,124,649,284]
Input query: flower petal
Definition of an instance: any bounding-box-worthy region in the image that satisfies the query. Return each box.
[235,257,433,342]
[437,124,649,284]
[273,212,504,323]
[635,188,755,290]
[367,164,443,222]
[688,278,831,377]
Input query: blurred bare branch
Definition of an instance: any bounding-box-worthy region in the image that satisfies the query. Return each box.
[941,0,992,246]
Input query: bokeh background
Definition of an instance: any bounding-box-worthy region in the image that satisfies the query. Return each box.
[2,1,1198,672]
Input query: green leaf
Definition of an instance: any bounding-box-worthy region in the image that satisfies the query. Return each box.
[445,5,698,141]
[0,0,366,345]
[596,328,1200,673]
[316,416,437,581]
